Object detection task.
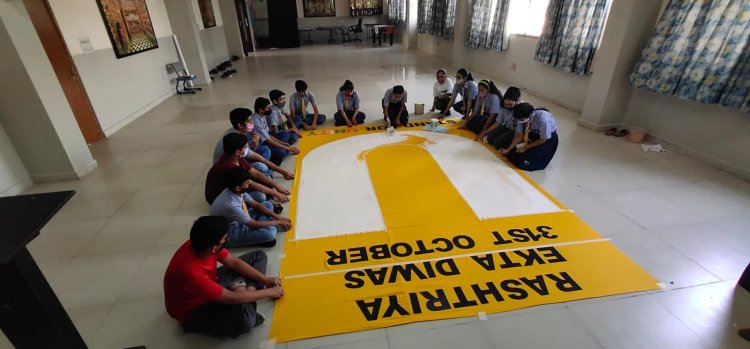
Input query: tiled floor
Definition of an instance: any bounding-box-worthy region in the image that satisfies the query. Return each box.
[6,44,750,349]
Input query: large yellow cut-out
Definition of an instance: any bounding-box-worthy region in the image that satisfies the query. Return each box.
[270,124,658,343]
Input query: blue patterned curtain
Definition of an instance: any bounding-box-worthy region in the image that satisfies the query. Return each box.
[387,0,406,27]
[418,0,457,39]
[630,0,750,112]
[466,0,510,51]
[534,0,610,75]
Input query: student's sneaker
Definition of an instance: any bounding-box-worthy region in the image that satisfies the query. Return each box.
[273,205,284,214]
[254,312,266,327]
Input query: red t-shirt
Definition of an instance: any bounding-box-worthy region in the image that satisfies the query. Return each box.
[163,240,229,323]
[205,154,252,204]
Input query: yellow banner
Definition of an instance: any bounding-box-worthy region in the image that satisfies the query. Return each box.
[270,120,658,343]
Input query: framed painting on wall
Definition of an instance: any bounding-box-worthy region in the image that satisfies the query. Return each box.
[96,0,159,59]
[198,0,217,28]
[303,0,336,17]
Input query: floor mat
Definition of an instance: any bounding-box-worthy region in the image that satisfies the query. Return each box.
[269,120,658,343]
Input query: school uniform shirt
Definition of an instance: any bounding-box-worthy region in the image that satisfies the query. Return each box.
[164,240,229,323]
[268,105,286,130]
[450,80,479,104]
[382,88,408,107]
[336,90,361,111]
[494,107,516,129]
[515,109,557,141]
[212,128,258,164]
[251,112,271,143]
[209,188,253,229]
[472,93,501,116]
[433,78,454,97]
[289,91,317,114]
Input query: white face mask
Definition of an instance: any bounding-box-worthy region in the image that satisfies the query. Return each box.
[456,77,465,84]
[242,147,249,157]
[517,118,530,124]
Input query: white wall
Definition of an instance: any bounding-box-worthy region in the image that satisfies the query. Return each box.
[624,90,750,178]
[192,0,224,28]
[0,124,31,196]
[295,0,387,42]
[47,0,177,136]
[0,0,96,182]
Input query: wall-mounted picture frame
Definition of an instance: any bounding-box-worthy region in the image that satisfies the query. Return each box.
[303,0,336,17]
[96,0,159,59]
[198,0,217,28]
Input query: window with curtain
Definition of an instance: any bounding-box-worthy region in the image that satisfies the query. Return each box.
[387,0,406,27]
[533,0,610,75]
[417,0,458,39]
[630,0,750,112]
[465,0,511,51]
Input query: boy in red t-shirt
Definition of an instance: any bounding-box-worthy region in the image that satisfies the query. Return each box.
[164,216,283,338]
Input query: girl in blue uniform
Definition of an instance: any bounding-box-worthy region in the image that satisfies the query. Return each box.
[477,87,521,150]
[500,103,558,171]
[462,80,502,134]
[440,68,478,120]
[334,80,366,127]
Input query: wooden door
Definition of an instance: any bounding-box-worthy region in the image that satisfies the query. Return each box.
[23,0,105,145]
[267,0,299,48]
[235,0,255,54]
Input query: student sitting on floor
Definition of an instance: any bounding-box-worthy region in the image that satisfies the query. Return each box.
[213,108,294,180]
[477,87,522,151]
[289,80,326,130]
[334,80,366,127]
[462,79,502,134]
[209,167,291,248]
[206,133,289,205]
[382,85,409,128]
[440,68,478,120]
[500,103,559,171]
[268,90,301,146]
[430,69,453,113]
[164,216,284,338]
[253,97,300,166]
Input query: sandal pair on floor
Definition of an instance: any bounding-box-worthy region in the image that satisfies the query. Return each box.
[605,128,629,137]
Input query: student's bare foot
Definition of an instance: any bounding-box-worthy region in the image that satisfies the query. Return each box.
[282,171,295,180]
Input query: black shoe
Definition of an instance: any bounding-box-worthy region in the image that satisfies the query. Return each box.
[231,55,240,61]
[251,239,276,248]
[274,205,283,214]
[254,312,266,327]
[209,68,218,75]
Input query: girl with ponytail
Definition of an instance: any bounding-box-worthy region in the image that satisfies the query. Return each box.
[439,68,478,120]
[334,80,366,127]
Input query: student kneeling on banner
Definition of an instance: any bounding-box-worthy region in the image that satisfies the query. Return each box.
[209,167,292,248]
[500,103,558,171]
[164,216,284,338]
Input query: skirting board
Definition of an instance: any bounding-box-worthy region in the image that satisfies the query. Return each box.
[30,159,98,183]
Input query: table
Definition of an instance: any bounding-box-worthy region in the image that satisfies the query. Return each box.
[0,191,88,348]
[318,26,346,44]
[298,26,347,44]
[298,28,314,44]
[368,24,395,47]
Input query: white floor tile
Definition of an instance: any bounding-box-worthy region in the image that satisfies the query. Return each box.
[569,295,710,349]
